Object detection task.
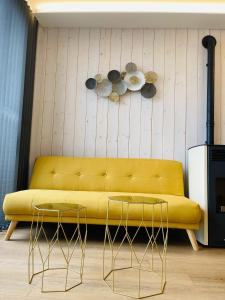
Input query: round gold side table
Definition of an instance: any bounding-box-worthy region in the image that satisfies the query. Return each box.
[103,196,168,299]
[28,203,87,293]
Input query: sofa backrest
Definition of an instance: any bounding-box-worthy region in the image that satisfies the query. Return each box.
[29,156,184,196]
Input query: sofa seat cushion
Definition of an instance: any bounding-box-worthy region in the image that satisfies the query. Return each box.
[3,189,201,225]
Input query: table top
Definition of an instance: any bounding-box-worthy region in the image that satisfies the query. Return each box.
[108,195,167,205]
[33,202,85,212]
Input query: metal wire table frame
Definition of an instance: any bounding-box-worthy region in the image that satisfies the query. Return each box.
[28,203,87,293]
[103,196,168,299]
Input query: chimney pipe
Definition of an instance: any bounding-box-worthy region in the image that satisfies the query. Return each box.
[202,35,217,145]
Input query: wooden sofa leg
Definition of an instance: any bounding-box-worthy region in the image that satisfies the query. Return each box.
[4,221,18,241]
[186,229,199,251]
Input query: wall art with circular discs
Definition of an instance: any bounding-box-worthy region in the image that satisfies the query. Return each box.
[85,62,158,102]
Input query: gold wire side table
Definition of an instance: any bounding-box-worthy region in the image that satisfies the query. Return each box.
[103,196,168,299]
[28,203,87,293]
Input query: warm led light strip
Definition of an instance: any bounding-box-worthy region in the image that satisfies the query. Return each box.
[35,1,225,14]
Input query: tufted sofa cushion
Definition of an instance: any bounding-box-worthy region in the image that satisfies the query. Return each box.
[29,156,184,196]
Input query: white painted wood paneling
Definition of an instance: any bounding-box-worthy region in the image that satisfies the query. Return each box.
[197,29,209,145]
[84,28,100,157]
[117,29,132,158]
[95,29,111,157]
[129,29,144,158]
[107,29,121,158]
[174,29,187,167]
[40,28,58,155]
[51,28,69,156]
[139,29,154,158]
[186,29,198,151]
[31,27,225,179]
[62,28,79,156]
[151,29,164,159]
[74,28,90,156]
[29,26,47,169]
[163,29,175,160]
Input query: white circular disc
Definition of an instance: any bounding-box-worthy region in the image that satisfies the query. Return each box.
[124,71,145,91]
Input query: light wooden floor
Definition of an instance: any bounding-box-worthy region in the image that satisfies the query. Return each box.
[0,227,225,300]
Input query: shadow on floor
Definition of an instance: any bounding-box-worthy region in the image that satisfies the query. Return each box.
[18,222,190,246]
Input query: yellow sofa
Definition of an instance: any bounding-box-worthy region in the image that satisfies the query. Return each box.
[3,156,201,250]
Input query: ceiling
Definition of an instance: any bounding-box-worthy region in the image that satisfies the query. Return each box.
[26,1,225,28]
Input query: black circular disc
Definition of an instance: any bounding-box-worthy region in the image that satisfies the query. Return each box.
[202,35,217,49]
[141,83,156,98]
[107,70,121,83]
[85,78,97,90]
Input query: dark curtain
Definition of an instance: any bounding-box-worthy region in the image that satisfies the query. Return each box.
[0,0,38,230]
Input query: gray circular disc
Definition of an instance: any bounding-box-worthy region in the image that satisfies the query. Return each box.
[96,79,112,97]
[125,62,137,73]
[85,78,97,90]
[108,70,121,83]
[141,83,156,98]
[112,80,128,96]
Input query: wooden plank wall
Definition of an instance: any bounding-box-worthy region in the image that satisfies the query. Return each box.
[30,27,223,178]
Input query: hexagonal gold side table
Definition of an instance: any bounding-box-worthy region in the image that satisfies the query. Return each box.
[103,196,168,299]
[28,203,87,292]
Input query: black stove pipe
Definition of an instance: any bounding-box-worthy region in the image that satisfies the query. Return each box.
[202,35,217,145]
